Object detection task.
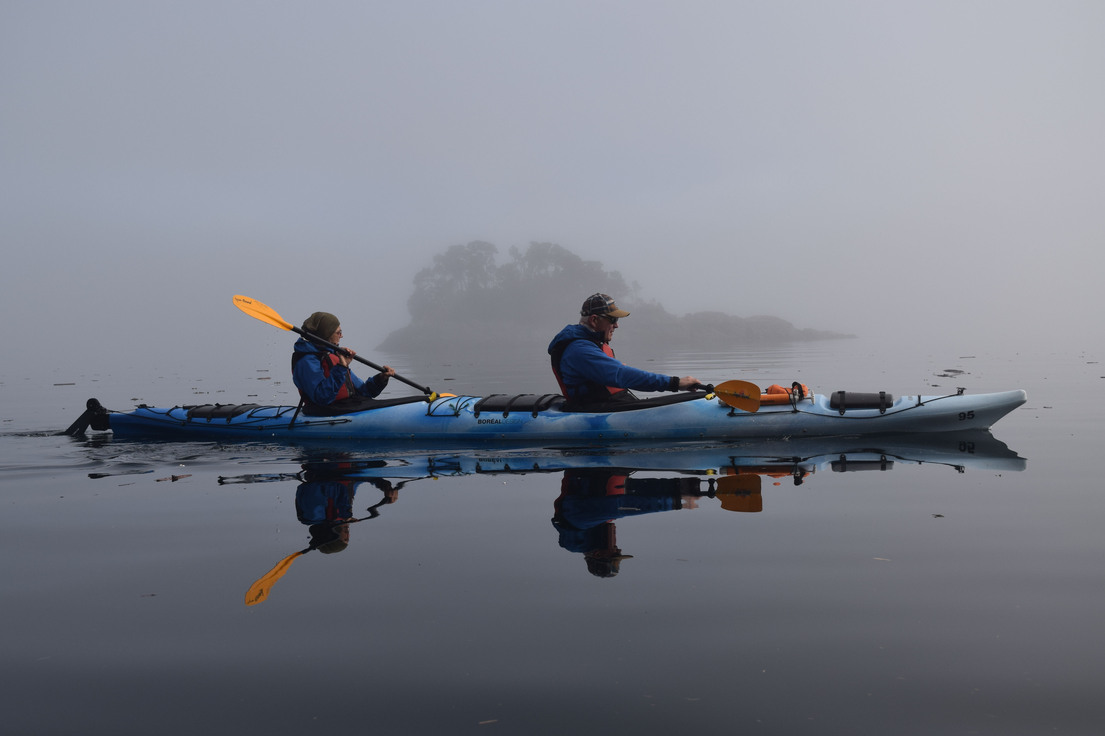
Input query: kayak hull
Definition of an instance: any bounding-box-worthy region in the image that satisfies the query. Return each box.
[95,389,1028,442]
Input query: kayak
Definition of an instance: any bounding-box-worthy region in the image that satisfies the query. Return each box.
[217,430,1027,484]
[71,386,1027,442]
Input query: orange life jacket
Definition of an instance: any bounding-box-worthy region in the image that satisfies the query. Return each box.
[760,383,811,405]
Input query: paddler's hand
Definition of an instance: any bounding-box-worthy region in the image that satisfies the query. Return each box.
[374,365,396,388]
[677,376,702,390]
[338,349,355,367]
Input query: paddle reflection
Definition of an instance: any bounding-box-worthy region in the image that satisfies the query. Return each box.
[226,431,1024,601]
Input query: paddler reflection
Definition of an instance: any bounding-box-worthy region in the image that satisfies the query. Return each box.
[244,460,408,606]
[294,469,400,554]
[552,469,765,577]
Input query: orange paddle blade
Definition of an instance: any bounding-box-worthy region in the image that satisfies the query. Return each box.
[713,380,761,413]
[245,549,307,606]
[715,474,763,512]
[233,295,294,332]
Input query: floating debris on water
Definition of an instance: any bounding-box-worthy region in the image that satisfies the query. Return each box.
[89,470,154,479]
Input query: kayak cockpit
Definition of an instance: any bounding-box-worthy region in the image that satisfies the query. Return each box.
[430,390,713,418]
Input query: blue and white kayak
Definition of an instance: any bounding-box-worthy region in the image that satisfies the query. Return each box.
[75,386,1027,442]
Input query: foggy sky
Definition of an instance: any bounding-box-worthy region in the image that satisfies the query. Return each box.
[2,1,1103,380]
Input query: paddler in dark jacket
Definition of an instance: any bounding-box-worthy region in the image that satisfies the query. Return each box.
[548,293,701,409]
[294,460,401,555]
[291,311,396,415]
[552,469,704,577]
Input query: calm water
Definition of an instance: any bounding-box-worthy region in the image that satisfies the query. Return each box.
[2,338,1102,735]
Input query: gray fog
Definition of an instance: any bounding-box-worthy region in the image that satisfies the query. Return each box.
[2,1,1102,381]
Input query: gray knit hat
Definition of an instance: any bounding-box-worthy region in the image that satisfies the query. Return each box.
[302,312,340,341]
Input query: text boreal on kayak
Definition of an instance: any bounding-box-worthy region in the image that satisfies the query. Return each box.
[69,384,1028,442]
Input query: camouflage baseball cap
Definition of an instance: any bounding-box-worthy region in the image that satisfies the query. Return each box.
[580,293,630,319]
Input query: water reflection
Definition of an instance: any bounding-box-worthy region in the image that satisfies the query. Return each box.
[222,431,1024,600]
[554,470,731,577]
[242,460,414,605]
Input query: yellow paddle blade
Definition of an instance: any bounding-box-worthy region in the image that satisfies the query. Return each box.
[233,294,435,396]
[716,474,762,493]
[713,380,762,413]
[245,549,306,606]
[233,295,294,332]
[715,474,763,512]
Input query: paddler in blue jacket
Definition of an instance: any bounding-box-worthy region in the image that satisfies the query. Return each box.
[552,469,704,577]
[295,475,399,554]
[548,293,701,409]
[292,311,396,415]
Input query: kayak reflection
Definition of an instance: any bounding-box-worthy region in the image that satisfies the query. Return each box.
[266,430,1025,484]
[228,430,1024,599]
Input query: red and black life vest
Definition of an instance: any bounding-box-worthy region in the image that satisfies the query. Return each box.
[292,350,356,405]
[549,338,628,403]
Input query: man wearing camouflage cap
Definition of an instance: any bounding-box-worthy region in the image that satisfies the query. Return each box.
[548,293,701,409]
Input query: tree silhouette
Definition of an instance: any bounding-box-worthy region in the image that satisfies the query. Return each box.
[380,241,848,354]
[408,241,500,320]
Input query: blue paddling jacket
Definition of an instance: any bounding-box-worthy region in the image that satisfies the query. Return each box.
[292,337,388,408]
[548,323,678,405]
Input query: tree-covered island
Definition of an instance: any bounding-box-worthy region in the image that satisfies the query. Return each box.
[378,242,851,357]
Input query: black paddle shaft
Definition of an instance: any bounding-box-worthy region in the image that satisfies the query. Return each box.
[293,327,433,395]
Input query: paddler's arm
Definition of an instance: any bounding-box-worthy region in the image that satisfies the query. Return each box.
[569,341,701,391]
[339,349,396,398]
